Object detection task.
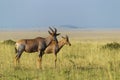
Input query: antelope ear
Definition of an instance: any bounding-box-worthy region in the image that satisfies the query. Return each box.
[62,36,65,39]
[56,33,60,36]
[48,31,52,35]
[66,35,68,38]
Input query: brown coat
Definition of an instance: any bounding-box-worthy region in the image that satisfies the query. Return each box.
[14,27,60,69]
[44,35,71,67]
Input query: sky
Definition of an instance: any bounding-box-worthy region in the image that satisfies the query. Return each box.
[0,0,120,30]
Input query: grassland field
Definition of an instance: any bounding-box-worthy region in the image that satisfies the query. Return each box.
[0,29,120,80]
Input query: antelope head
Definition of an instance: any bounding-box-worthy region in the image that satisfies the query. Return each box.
[62,35,71,46]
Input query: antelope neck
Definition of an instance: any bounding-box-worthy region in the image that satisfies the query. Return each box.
[58,40,65,50]
[45,36,53,46]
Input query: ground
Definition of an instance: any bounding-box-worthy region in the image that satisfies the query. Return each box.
[0,29,120,80]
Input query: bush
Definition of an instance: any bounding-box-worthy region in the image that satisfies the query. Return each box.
[2,39,16,45]
[102,42,120,49]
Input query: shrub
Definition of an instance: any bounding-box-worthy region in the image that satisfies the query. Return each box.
[102,42,120,49]
[2,39,16,45]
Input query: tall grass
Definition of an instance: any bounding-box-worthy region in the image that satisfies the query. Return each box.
[0,40,120,80]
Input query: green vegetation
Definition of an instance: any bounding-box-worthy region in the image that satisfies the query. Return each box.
[2,39,15,45]
[102,42,120,50]
[0,40,120,80]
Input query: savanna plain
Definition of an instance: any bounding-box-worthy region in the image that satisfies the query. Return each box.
[0,29,120,80]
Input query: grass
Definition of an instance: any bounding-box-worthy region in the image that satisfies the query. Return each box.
[0,39,120,80]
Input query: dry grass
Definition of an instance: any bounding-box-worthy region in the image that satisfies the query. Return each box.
[0,29,120,80]
[1,29,120,41]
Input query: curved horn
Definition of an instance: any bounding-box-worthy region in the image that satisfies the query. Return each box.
[49,27,54,33]
[54,27,57,33]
